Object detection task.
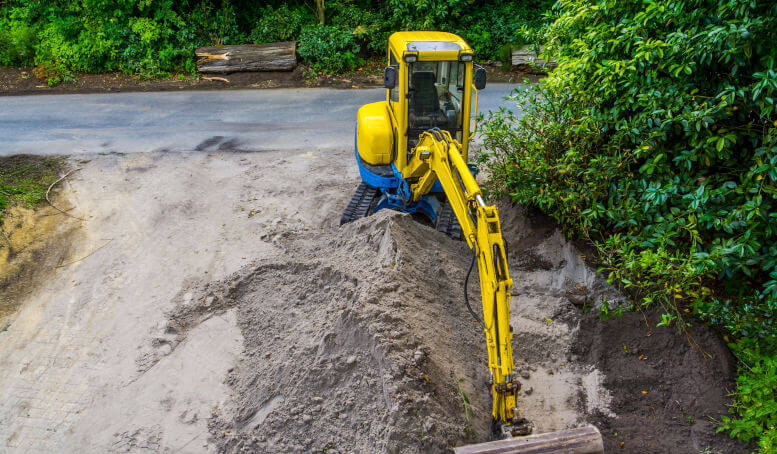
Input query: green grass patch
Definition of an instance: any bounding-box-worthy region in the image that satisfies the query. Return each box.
[0,155,65,224]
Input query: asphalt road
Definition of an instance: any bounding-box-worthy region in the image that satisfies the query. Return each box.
[0,85,521,156]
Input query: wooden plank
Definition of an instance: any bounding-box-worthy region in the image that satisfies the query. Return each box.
[453,425,604,454]
[511,45,557,70]
[195,42,296,74]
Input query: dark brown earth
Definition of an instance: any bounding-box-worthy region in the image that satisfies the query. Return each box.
[504,205,750,454]
[573,311,751,453]
[0,61,535,96]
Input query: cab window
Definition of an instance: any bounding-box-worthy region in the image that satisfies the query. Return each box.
[406,60,464,150]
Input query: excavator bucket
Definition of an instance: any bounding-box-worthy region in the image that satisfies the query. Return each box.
[454,425,604,454]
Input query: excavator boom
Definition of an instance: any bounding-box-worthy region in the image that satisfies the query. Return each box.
[406,129,527,435]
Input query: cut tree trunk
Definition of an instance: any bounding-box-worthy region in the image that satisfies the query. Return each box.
[453,425,604,454]
[195,42,296,74]
[511,45,557,71]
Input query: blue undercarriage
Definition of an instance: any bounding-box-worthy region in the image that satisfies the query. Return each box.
[354,132,444,224]
[354,128,478,225]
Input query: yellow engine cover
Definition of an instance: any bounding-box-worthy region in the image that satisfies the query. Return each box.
[357,101,394,166]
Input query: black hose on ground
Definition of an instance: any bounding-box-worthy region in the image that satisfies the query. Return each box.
[464,250,485,329]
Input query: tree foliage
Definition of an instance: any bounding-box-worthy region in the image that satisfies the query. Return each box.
[0,0,553,79]
[480,1,777,450]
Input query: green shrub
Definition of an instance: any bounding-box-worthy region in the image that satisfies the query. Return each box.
[327,2,387,54]
[185,0,243,46]
[720,345,777,452]
[249,4,313,44]
[480,0,777,449]
[297,24,363,73]
[32,62,75,86]
[0,19,37,66]
[0,1,555,76]
[458,1,553,60]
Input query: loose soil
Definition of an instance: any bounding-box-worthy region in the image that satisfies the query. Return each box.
[0,63,536,96]
[0,204,81,321]
[576,312,749,453]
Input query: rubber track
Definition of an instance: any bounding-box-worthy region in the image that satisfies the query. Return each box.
[436,201,463,240]
[340,183,379,226]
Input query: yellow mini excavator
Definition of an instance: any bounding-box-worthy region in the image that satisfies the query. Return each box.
[341,32,604,453]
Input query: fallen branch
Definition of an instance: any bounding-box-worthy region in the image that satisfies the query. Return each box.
[202,76,229,83]
[56,238,113,268]
[46,168,86,221]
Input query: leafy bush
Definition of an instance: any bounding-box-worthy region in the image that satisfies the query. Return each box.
[249,4,313,44]
[0,19,37,66]
[32,62,75,86]
[185,0,242,47]
[480,0,777,450]
[458,1,553,60]
[297,24,363,73]
[327,2,386,54]
[721,345,777,453]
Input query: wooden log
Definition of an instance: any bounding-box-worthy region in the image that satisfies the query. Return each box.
[453,425,604,454]
[195,42,296,74]
[511,45,557,70]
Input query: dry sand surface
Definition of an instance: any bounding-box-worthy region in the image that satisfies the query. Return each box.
[0,148,746,453]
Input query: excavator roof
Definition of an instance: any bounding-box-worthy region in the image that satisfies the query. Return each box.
[388,31,472,60]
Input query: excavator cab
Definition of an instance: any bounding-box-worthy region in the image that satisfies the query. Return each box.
[342,31,486,233]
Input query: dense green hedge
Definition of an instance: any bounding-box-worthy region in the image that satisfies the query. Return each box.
[480,0,776,451]
[0,0,553,81]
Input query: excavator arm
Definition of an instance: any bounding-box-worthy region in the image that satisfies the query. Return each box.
[405,128,529,436]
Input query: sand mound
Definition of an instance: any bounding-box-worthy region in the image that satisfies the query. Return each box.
[156,211,494,453]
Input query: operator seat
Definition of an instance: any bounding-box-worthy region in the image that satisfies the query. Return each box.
[411,72,440,115]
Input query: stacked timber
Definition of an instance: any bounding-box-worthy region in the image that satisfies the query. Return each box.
[195,42,296,74]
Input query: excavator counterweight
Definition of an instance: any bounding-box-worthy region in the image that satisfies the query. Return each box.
[341,31,604,453]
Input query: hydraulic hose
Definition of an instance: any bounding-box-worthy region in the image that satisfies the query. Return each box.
[464,250,485,329]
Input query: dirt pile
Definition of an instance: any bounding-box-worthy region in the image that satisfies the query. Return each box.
[158,211,491,453]
[152,206,625,453]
